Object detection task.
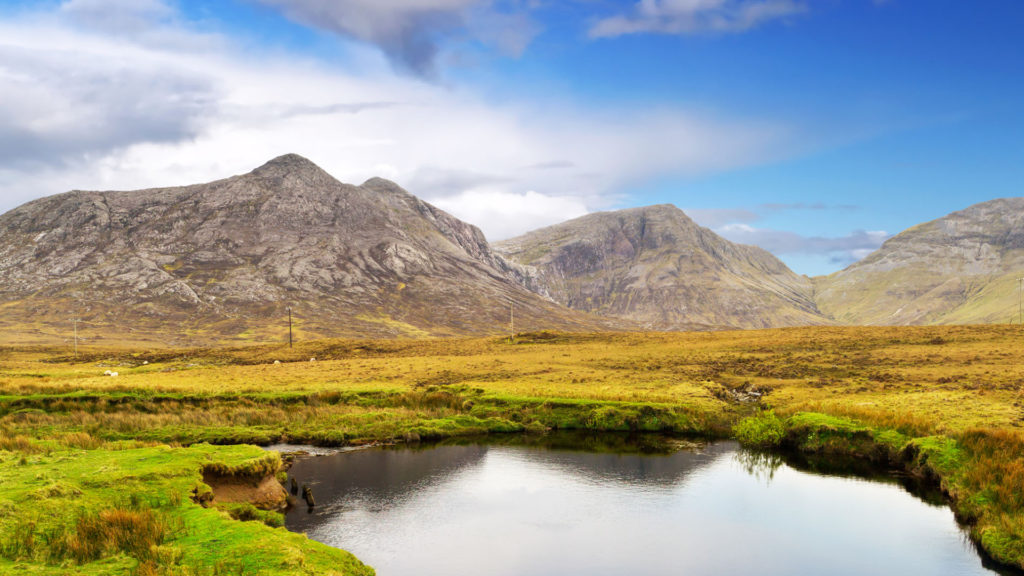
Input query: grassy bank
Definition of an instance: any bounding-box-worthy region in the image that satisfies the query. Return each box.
[733,409,1024,569]
[1,325,1023,572]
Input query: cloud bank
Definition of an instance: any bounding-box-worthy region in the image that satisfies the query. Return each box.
[715,224,889,266]
[687,203,888,267]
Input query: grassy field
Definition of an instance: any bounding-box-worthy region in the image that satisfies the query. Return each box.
[1,325,1024,573]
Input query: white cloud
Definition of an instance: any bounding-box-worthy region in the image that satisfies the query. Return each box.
[432,189,591,240]
[59,0,172,31]
[0,0,797,244]
[590,0,806,39]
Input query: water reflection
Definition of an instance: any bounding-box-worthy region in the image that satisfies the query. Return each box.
[285,434,1017,576]
[735,449,785,483]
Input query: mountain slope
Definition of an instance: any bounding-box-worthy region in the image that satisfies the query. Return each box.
[814,197,1024,325]
[0,154,624,344]
[494,205,828,330]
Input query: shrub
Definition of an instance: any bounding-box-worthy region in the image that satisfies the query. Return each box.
[734,410,786,448]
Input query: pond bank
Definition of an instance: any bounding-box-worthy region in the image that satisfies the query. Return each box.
[734,410,1024,572]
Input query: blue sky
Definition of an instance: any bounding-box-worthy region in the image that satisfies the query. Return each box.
[0,0,1021,275]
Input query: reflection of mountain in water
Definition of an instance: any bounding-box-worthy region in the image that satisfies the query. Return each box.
[501,441,734,488]
[286,436,733,533]
[287,445,489,531]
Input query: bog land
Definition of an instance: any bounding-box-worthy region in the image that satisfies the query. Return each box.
[1,325,1024,574]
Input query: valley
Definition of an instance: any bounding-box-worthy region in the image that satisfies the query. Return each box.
[2,326,1024,573]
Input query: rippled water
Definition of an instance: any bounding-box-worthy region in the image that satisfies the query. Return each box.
[284,435,1014,576]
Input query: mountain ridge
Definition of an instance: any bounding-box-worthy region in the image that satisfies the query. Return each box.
[0,154,626,344]
[495,204,829,330]
[814,196,1024,325]
[4,154,1022,343]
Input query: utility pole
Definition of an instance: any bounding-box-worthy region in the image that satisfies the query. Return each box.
[287,307,293,348]
[72,317,79,359]
[1013,277,1024,324]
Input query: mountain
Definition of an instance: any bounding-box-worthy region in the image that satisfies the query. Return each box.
[0,154,624,344]
[494,205,828,330]
[814,197,1024,325]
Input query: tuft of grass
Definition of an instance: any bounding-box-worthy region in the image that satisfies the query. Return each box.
[62,508,168,564]
[219,502,285,528]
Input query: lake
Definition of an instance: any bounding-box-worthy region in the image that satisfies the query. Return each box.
[282,434,1015,576]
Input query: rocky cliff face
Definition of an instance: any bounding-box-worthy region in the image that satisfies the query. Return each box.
[0,154,623,344]
[814,197,1024,325]
[494,205,827,330]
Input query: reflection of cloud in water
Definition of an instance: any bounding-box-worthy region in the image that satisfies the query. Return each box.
[494,441,734,489]
[285,438,1006,576]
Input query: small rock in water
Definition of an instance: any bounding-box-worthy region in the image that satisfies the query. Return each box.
[302,485,315,508]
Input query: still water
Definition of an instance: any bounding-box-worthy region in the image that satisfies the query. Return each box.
[283,435,1012,576]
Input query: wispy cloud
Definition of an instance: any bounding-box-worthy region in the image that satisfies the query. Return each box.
[716,223,890,265]
[686,203,881,266]
[685,208,761,227]
[759,202,859,212]
[250,0,539,76]
[590,0,807,39]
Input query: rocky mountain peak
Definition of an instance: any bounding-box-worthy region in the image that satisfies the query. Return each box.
[495,204,825,330]
[245,153,337,191]
[252,152,322,174]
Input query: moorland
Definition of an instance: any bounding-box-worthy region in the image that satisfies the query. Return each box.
[1,325,1024,574]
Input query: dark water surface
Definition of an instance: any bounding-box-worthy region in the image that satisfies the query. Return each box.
[284,435,1012,576]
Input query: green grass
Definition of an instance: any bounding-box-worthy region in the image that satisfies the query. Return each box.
[0,441,371,575]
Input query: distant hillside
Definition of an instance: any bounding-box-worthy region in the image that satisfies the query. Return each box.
[814,197,1024,325]
[0,154,625,344]
[494,205,828,330]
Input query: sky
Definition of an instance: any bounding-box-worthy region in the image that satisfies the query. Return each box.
[0,0,1021,276]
